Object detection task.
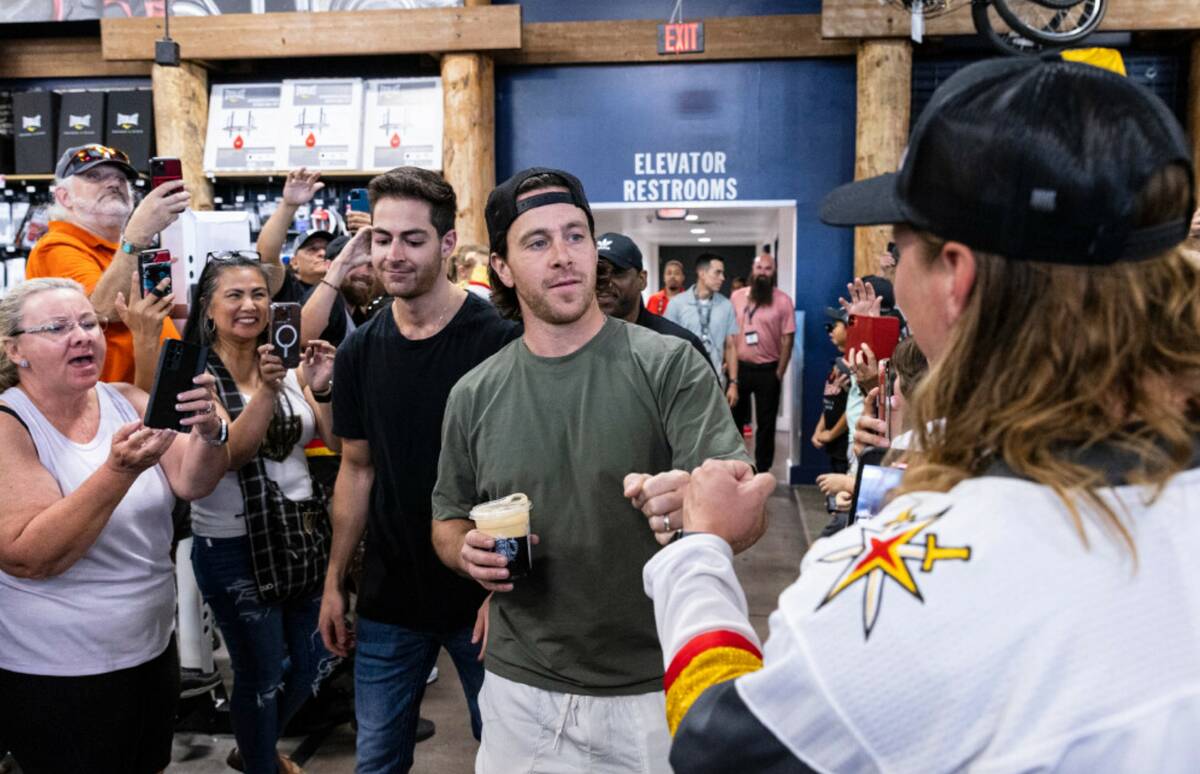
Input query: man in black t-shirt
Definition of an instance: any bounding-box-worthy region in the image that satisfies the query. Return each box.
[319,167,519,773]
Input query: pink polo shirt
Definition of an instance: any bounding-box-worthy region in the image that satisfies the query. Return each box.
[730,287,795,365]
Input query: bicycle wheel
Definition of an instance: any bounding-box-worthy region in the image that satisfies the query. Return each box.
[971,0,1046,56]
[1026,0,1085,9]
[993,0,1106,46]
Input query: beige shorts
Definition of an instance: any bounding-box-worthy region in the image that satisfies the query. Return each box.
[475,671,672,774]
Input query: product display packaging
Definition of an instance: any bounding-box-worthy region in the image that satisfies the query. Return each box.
[361,77,443,171]
[203,83,285,173]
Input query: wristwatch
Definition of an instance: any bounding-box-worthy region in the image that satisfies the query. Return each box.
[312,382,333,404]
[202,418,229,447]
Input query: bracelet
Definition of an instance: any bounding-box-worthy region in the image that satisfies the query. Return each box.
[202,417,228,447]
[320,279,340,292]
[312,383,333,403]
[119,234,146,254]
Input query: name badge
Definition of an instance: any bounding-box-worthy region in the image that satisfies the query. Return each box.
[745,330,759,346]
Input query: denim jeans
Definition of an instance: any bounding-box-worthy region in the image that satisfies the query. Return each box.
[192,535,339,774]
[355,615,485,774]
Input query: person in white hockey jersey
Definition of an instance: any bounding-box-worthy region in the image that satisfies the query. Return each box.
[625,56,1200,772]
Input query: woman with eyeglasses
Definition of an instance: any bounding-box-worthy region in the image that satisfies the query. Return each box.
[183,253,339,774]
[0,277,228,774]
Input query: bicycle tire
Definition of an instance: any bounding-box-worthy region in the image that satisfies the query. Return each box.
[1025,0,1084,9]
[993,0,1106,46]
[971,0,1047,56]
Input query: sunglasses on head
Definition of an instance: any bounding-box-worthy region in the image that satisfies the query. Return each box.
[68,145,131,170]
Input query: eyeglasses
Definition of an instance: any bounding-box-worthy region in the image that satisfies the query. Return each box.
[886,241,900,264]
[12,315,107,339]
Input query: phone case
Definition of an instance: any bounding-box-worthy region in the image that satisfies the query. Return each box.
[270,302,303,369]
[138,249,172,298]
[145,340,209,431]
[845,314,901,362]
[149,157,182,190]
[347,188,370,213]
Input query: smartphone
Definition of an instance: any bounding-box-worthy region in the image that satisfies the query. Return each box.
[833,358,852,377]
[845,314,901,363]
[138,249,172,298]
[347,188,370,213]
[145,340,209,431]
[849,447,905,523]
[149,157,182,190]
[269,302,302,369]
[876,361,894,440]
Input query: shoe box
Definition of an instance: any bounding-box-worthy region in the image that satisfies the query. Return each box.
[105,89,154,173]
[57,90,106,161]
[13,90,59,174]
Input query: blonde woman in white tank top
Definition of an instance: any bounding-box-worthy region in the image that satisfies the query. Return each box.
[0,278,229,774]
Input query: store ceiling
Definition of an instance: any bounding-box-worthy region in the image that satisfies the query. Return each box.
[593,206,781,246]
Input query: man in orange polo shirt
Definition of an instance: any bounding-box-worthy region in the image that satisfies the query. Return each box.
[26,144,190,384]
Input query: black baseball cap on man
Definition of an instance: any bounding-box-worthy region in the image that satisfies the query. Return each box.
[485,167,595,255]
[56,144,138,181]
[595,232,643,272]
[820,57,1195,265]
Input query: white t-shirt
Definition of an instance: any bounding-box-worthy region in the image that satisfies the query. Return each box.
[647,466,1200,771]
[191,371,316,538]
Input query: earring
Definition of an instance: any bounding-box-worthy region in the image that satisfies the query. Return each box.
[18,359,29,368]
[204,318,216,334]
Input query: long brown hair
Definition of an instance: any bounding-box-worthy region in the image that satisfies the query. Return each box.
[897,165,1200,552]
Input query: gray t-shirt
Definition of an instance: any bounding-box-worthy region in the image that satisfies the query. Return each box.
[433,317,750,696]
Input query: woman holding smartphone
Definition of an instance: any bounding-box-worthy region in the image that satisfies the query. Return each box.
[183,253,339,774]
[0,278,227,774]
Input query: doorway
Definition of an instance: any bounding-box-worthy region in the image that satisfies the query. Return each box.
[591,201,798,435]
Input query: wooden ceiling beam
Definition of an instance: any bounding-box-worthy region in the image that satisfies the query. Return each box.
[100,6,521,61]
[498,15,855,65]
[821,0,1200,39]
[0,37,151,78]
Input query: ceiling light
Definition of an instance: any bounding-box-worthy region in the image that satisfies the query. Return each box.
[697,237,712,243]
[684,214,699,221]
[689,228,706,235]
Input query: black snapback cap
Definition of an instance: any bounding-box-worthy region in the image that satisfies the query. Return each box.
[596,232,643,272]
[486,167,595,255]
[820,57,1195,265]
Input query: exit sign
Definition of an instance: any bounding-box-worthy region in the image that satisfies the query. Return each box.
[657,21,705,55]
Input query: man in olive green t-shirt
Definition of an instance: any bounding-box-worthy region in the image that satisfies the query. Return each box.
[431,167,749,773]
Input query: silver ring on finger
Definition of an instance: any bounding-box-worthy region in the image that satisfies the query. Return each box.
[663,514,672,532]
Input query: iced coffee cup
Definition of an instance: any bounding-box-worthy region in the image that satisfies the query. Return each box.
[470,493,533,579]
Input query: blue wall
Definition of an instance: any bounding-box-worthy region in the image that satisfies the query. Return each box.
[496,59,856,482]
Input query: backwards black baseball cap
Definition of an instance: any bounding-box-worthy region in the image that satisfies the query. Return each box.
[486,167,595,255]
[820,57,1195,265]
[595,232,643,272]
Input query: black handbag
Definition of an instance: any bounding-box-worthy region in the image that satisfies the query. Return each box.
[208,354,331,604]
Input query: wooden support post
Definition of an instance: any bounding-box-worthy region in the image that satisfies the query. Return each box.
[854,39,911,278]
[441,52,495,248]
[151,62,214,211]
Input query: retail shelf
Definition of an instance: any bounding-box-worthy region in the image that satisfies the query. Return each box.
[207,170,383,180]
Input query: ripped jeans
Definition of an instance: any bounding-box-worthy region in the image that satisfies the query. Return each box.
[193,535,338,774]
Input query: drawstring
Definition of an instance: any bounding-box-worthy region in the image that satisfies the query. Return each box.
[552,694,578,751]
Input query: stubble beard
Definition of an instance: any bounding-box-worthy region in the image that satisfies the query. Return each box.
[521,281,595,326]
